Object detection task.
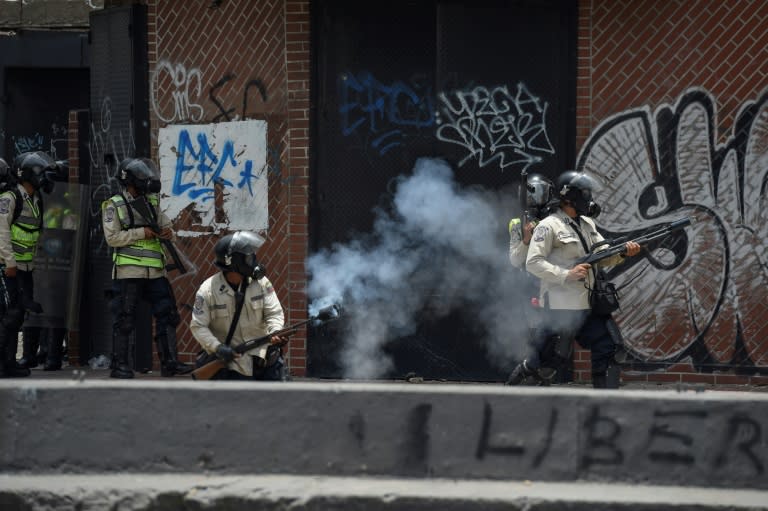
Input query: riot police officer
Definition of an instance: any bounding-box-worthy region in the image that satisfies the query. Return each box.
[505,173,560,385]
[524,170,640,388]
[190,231,286,381]
[0,152,57,377]
[102,157,192,378]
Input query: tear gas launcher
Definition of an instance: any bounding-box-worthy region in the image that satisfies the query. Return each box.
[191,303,342,381]
[132,196,188,274]
[575,217,694,266]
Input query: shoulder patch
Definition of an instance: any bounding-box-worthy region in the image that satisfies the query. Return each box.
[104,205,115,223]
[0,197,10,215]
[193,295,205,316]
[532,224,548,243]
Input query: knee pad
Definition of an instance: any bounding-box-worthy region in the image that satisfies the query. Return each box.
[167,308,181,327]
[154,297,180,327]
[116,314,134,335]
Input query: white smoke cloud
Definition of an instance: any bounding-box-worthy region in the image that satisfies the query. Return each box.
[307,157,535,379]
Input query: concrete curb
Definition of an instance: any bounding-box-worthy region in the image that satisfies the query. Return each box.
[1,474,768,511]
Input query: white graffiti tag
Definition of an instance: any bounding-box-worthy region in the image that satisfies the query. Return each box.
[151,59,205,124]
[436,83,554,171]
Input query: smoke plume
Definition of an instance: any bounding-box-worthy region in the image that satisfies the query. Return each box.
[307,158,534,379]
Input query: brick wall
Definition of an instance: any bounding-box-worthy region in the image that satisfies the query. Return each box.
[575,0,768,386]
[146,0,311,374]
[142,0,768,385]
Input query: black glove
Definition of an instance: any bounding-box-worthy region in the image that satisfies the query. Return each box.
[215,344,235,363]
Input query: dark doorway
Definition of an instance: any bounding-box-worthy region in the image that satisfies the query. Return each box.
[309,0,577,381]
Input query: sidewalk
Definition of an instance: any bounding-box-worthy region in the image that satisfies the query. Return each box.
[13,362,768,393]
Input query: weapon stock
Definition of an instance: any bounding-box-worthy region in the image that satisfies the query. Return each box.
[191,303,341,381]
[132,196,188,274]
[576,217,694,266]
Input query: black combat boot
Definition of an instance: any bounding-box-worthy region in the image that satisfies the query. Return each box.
[110,333,134,379]
[18,327,41,369]
[157,329,193,377]
[0,330,30,378]
[43,328,66,371]
[592,371,607,388]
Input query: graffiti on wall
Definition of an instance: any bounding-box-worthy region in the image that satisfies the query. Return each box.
[87,96,136,252]
[150,59,205,124]
[158,119,268,234]
[577,88,768,371]
[9,123,68,162]
[338,71,554,173]
[339,71,435,156]
[437,83,554,172]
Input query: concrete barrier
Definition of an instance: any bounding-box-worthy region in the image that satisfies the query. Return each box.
[1,380,766,491]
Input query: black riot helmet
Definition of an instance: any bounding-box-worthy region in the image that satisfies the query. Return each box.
[14,151,58,194]
[0,158,11,184]
[556,170,602,217]
[526,173,554,218]
[214,231,267,279]
[118,157,159,195]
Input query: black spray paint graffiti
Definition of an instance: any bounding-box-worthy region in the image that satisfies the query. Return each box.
[338,71,435,156]
[477,401,764,476]
[210,72,268,123]
[343,400,765,482]
[208,72,292,184]
[576,88,768,371]
[437,83,555,171]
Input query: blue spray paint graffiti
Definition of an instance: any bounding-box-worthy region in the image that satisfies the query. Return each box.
[339,71,435,155]
[172,129,263,201]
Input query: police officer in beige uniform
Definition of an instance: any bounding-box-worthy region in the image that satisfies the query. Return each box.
[103,157,192,379]
[0,152,57,378]
[190,231,286,380]
[525,171,640,388]
[505,173,559,385]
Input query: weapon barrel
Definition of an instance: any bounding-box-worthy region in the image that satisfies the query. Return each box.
[578,216,693,265]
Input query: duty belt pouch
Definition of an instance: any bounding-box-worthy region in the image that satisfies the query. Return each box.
[569,220,620,316]
[589,268,620,315]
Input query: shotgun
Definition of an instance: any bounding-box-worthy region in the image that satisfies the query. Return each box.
[132,195,188,274]
[191,303,341,380]
[575,217,694,266]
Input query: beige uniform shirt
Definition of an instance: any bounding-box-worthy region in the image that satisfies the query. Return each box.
[526,209,624,310]
[190,272,285,376]
[0,184,40,272]
[102,192,173,279]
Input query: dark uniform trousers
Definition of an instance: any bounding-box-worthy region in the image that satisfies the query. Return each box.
[110,276,181,373]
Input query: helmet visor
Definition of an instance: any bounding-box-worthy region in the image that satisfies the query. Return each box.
[229,231,266,255]
[527,181,551,207]
[564,171,603,194]
[124,159,158,181]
